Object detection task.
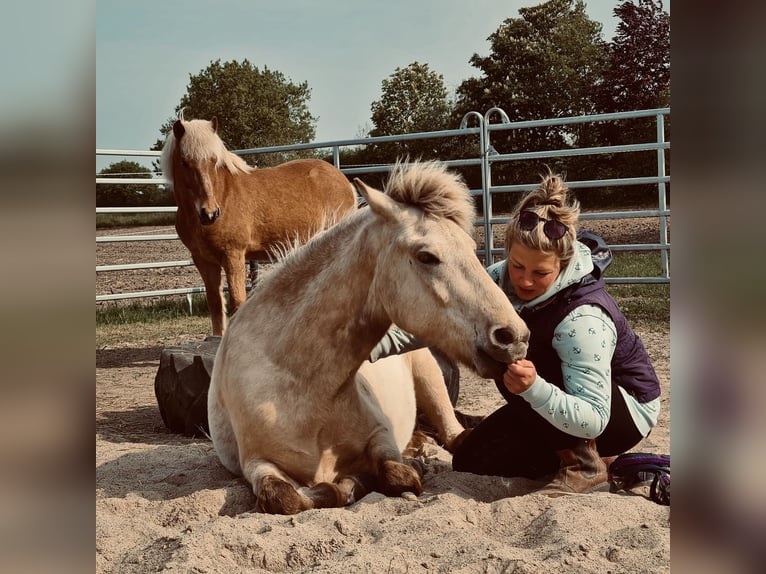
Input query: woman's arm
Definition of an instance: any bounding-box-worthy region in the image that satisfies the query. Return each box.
[518,305,616,438]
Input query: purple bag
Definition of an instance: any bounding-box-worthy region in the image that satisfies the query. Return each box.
[608,452,670,505]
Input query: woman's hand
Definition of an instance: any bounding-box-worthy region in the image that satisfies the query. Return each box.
[503,359,538,394]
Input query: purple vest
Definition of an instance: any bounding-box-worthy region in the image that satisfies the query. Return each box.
[517,277,661,403]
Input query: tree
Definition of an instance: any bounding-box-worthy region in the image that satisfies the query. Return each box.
[580,0,670,206]
[364,62,453,163]
[152,59,316,166]
[454,0,607,138]
[370,62,452,137]
[451,0,609,208]
[594,0,670,113]
[96,161,170,207]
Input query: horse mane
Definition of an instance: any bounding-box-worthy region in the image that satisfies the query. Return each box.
[384,160,475,234]
[250,161,474,302]
[160,119,253,187]
[266,207,357,264]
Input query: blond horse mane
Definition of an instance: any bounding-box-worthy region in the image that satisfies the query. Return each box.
[383,160,475,235]
[159,118,253,188]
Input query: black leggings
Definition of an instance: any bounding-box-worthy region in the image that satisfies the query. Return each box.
[452,383,644,478]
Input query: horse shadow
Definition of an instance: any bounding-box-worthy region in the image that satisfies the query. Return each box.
[96,442,256,516]
[96,345,164,369]
[97,405,196,445]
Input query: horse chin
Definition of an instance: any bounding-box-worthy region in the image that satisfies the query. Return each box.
[472,349,508,380]
[472,342,528,380]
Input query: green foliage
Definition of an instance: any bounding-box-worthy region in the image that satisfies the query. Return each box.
[593,0,670,113]
[97,160,173,207]
[370,62,452,136]
[572,0,670,204]
[454,0,607,137]
[342,62,455,168]
[151,59,317,167]
[450,0,609,198]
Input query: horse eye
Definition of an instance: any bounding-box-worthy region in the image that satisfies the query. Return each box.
[416,251,440,265]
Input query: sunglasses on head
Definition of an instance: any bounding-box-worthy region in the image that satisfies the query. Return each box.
[518,210,568,240]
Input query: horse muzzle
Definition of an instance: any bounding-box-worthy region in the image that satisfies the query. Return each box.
[472,325,530,379]
[199,206,221,225]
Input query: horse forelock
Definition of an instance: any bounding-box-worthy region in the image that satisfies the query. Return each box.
[384,161,475,234]
[160,120,252,186]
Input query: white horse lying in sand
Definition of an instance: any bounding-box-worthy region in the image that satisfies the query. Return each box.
[208,161,529,514]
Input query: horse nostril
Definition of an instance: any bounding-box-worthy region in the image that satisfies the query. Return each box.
[199,208,220,225]
[492,327,517,346]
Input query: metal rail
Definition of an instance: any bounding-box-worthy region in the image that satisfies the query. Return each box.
[97,108,670,304]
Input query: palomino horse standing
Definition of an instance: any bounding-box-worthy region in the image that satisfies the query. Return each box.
[160,116,356,335]
[207,161,530,514]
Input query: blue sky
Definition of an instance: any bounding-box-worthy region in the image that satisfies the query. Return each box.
[96,0,660,168]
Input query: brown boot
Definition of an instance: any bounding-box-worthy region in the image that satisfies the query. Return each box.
[538,439,608,497]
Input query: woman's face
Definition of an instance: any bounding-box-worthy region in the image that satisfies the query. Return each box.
[507,242,562,302]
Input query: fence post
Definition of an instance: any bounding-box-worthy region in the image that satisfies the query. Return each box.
[483,107,511,265]
[460,111,488,263]
[656,112,669,279]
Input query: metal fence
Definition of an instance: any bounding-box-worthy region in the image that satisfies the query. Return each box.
[96,107,670,305]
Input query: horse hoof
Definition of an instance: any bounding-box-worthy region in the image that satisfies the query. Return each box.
[381,460,423,497]
[257,476,312,515]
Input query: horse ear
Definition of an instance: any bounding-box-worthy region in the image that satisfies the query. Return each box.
[211,116,218,132]
[353,178,399,223]
[173,120,185,140]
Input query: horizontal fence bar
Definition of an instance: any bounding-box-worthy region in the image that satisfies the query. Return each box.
[486,108,670,131]
[96,149,163,157]
[97,234,179,243]
[97,108,671,305]
[97,286,207,302]
[96,260,194,272]
[491,176,670,194]
[96,177,168,185]
[97,206,177,213]
[492,142,670,162]
[604,277,669,285]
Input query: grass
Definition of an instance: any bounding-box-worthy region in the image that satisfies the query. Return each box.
[96,213,175,229]
[96,253,669,347]
[604,251,670,324]
[96,295,211,347]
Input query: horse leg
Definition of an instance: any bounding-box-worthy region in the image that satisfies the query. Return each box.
[222,251,247,317]
[409,348,467,453]
[366,431,423,497]
[246,462,372,514]
[194,257,226,335]
[298,475,374,509]
[244,460,314,515]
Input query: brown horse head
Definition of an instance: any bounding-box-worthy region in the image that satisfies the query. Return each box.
[161,116,252,225]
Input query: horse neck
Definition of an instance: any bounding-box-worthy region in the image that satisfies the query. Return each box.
[256,212,392,377]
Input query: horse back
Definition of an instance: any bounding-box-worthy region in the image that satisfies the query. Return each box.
[247,159,354,210]
[234,159,355,248]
